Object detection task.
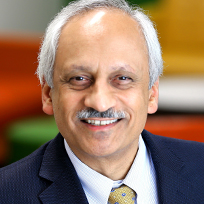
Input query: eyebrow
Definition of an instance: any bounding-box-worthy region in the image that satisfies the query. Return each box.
[65,64,136,74]
[69,65,92,72]
[110,64,135,73]
[60,65,92,78]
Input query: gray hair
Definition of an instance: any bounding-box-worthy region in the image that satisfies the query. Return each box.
[36,0,163,89]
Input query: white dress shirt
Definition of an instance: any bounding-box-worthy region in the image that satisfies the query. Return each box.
[64,135,158,204]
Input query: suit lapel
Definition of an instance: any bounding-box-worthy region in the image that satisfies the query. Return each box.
[142,130,195,203]
[38,133,89,204]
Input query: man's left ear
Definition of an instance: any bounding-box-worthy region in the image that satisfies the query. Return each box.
[148,78,159,114]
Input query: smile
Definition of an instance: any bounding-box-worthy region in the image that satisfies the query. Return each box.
[83,119,119,126]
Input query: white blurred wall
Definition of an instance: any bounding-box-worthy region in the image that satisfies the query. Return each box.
[0,0,64,34]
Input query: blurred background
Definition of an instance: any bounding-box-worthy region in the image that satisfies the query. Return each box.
[0,0,204,166]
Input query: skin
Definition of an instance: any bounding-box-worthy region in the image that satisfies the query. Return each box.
[42,9,159,180]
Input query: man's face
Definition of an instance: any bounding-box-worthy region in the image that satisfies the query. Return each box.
[42,9,158,161]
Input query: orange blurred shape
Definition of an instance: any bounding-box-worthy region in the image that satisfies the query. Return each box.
[146,115,204,143]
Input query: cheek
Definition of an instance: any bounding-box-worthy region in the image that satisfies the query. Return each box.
[52,92,79,135]
[119,88,149,131]
[55,90,86,121]
[120,88,149,112]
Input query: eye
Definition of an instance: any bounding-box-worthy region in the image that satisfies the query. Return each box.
[113,75,132,84]
[118,76,131,81]
[75,76,85,81]
[110,75,133,89]
[69,75,92,89]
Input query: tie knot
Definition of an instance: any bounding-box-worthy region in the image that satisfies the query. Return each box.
[108,184,136,204]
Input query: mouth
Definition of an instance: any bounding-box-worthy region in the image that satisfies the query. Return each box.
[82,119,121,126]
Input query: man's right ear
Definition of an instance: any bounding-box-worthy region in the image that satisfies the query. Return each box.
[42,82,54,115]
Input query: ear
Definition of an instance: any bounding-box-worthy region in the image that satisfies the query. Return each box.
[148,78,159,114]
[42,82,54,115]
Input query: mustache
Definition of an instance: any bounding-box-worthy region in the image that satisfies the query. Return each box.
[77,108,126,119]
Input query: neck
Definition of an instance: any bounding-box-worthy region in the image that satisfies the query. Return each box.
[90,150,138,180]
[70,139,139,181]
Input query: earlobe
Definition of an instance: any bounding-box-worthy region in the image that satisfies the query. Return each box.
[148,78,159,114]
[42,82,54,115]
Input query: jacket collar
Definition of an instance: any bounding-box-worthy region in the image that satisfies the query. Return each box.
[142,129,195,203]
[38,133,89,204]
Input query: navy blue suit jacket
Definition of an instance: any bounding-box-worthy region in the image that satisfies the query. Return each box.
[0,130,204,203]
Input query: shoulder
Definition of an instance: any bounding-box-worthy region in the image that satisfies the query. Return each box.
[0,140,49,180]
[0,139,52,202]
[143,129,204,150]
[142,129,204,171]
[142,130,204,201]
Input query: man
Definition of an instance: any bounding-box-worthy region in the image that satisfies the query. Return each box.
[0,0,204,203]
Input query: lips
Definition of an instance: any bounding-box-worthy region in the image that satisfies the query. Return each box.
[83,119,119,126]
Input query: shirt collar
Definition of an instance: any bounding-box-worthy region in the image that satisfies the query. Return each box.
[123,136,158,203]
[64,135,157,203]
[64,140,113,203]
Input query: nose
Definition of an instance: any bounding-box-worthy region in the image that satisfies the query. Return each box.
[84,81,116,112]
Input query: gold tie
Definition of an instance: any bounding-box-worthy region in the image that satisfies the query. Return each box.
[108,184,136,204]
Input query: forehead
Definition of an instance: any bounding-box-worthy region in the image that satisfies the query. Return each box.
[54,8,148,76]
[60,8,146,48]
